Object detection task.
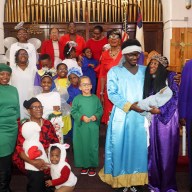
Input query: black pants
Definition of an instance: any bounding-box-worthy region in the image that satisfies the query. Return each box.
[26,170,54,192]
[0,154,12,192]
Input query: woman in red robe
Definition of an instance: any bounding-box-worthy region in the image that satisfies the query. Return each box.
[99,30,122,124]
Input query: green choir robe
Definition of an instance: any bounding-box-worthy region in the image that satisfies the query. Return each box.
[0,85,20,157]
[71,94,103,168]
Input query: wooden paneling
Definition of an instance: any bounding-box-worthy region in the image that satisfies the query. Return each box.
[170,28,192,73]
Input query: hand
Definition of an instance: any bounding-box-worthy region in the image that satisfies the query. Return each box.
[83,116,91,123]
[174,73,181,85]
[30,159,47,170]
[149,106,161,114]
[90,115,96,121]
[45,180,53,187]
[179,118,186,126]
[89,64,95,68]
[130,102,144,113]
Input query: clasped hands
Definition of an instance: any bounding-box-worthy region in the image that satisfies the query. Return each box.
[82,115,97,123]
[31,159,50,171]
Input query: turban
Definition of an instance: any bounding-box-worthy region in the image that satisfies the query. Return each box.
[67,67,82,78]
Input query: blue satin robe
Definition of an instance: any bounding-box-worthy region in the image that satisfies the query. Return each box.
[99,63,148,188]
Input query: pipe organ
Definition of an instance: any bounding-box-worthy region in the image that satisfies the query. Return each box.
[4,0,162,23]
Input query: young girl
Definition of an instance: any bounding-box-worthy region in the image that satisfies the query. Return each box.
[46,143,77,192]
[81,48,98,93]
[67,67,82,105]
[71,76,103,176]
[36,72,63,143]
[54,63,72,138]
[61,41,83,75]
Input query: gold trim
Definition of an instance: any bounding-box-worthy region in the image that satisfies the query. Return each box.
[98,168,148,188]
[122,102,132,113]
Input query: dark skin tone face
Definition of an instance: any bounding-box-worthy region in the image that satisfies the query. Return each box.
[93,28,102,40]
[57,64,68,78]
[41,59,52,69]
[41,76,52,93]
[17,29,28,43]
[0,71,11,85]
[27,101,43,121]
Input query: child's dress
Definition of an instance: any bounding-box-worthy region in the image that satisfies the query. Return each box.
[48,143,77,189]
[54,77,72,136]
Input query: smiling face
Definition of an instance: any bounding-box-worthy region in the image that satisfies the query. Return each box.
[124,51,141,67]
[57,64,68,78]
[50,148,61,165]
[0,71,11,85]
[50,28,59,41]
[68,73,79,86]
[27,101,43,120]
[79,77,92,96]
[16,49,29,65]
[17,29,28,43]
[41,76,52,93]
[149,59,159,74]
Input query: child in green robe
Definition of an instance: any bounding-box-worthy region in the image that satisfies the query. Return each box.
[71,76,103,176]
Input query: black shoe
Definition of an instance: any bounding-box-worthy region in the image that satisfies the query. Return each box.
[114,187,129,192]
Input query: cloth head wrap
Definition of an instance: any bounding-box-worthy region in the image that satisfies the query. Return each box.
[67,67,82,78]
[23,97,40,109]
[150,55,169,68]
[0,63,12,73]
[121,39,142,55]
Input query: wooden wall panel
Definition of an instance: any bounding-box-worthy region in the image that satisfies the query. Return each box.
[170,28,192,72]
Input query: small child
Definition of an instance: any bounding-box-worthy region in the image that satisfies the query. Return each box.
[34,54,56,90]
[46,143,77,192]
[71,76,103,176]
[81,48,98,93]
[54,63,72,138]
[21,121,49,171]
[67,67,82,105]
[61,41,83,75]
[36,72,64,143]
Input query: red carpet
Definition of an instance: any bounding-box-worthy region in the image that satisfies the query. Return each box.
[177,156,189,172]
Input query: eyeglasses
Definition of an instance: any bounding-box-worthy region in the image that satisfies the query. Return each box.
[109,35,120,39]
[127,53,140,59]
[80,83,92,87]
[19,53,28,56]
[30,106,44,110]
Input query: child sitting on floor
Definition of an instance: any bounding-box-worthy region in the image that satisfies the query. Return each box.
[46,143,77,192]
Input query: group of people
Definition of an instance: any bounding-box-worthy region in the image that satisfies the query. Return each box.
[0,21,191,192]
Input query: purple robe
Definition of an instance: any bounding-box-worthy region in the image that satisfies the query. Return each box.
[178,59,192,185]
[148,72,179,192]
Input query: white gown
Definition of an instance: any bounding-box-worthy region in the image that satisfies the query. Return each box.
[11,65,36,119]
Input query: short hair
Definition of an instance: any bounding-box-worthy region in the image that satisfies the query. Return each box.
[107,29,121,39]
[79,76,91,84]
[39,54,51,61]
[82,47,90,54]
[56,63,68,70]
[93,25,103,33]
[50,146,61,152]
[49,27,59,34]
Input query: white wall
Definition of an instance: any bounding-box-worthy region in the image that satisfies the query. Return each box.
[162,0,192,61]
[0,0,6,54]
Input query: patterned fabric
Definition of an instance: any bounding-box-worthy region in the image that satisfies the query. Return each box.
[12,119,59,174]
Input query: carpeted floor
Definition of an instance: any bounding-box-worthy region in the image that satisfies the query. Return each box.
[10,124,190,192]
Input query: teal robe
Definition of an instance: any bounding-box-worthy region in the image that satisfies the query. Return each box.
[71,94,103,168]
[99,63,148,188]
[0,85,20,157]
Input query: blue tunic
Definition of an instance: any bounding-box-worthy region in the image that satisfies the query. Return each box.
[99,63,148,188]
[81,56,98,94]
